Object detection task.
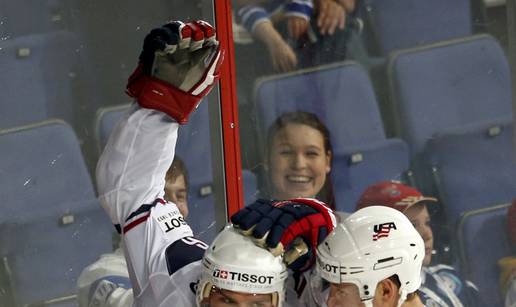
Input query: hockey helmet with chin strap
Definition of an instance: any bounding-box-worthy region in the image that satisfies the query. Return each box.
[314,206,425,307]
[196,225,288,307]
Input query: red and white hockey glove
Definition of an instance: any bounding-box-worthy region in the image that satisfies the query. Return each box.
[126,20,224,124]
[231,198,337,271]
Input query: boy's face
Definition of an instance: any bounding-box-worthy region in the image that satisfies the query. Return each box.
[164,174,188,218]
[404,203,433,266]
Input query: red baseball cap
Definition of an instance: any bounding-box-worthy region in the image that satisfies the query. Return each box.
[508,200,516,245]
[356,181,437,212]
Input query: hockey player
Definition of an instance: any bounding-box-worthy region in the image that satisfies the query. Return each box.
[93,20,335,307]
[356,181,483,307]
[232,204,426,307]
[310,206,425,307]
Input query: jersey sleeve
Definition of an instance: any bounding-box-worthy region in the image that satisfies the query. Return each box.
[95,103,206,304]
[96,103,178,226]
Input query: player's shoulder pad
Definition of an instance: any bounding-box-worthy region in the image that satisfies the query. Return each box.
[165,236,209,275]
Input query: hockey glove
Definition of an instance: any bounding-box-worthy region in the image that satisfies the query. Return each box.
[231,198,337,271]
[126,20,224,124]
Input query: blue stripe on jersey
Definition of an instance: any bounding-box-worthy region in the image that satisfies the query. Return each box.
[165,237,208,275]
[285,2,313,18]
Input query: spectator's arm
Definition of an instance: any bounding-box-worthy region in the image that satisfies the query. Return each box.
[284,0,313,40]
[253,21,298,72]
[237,5,271,34]
[284,0,314,21]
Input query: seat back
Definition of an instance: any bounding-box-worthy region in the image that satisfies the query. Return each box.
[457,204,513,306]
[254,62,385,154]
[0,0,71,37]
[0,31,86,129]
[425,119,516,226]
[0,120,113,306]
[332,139,410,212]
[388,35,512,157]
[362,0,472,55]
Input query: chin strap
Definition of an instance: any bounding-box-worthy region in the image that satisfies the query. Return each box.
[363,299,374,307]
[396,289,408,307]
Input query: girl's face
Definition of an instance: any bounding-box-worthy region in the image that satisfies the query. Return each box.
[268,123,331,200]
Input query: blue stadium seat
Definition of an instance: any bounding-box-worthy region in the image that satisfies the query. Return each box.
[96,102,235,243]
[425,119,515,226]
[0,120,113,306]
[0,0,70,37]
[0,31,87,129]
[362,0,472,56]
[388,34,512,157]
[254,62,386,153]
[457,204,513,306]
[332,138,410,212]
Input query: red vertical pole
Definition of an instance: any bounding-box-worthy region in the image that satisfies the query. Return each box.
[213,0,245,216]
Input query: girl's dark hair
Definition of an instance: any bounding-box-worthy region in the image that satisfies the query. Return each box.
[266,111,335,209]
[165,156,189,190]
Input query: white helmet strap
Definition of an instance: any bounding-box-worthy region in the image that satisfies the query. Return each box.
[396,288,408,307]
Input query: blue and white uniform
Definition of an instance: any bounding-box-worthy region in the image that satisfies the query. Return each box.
[419,265,481,307]
[237,0,313,33]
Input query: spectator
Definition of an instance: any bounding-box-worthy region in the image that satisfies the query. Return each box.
[264,111,335,208]
[356,181,482,307]
[235,0,355,72]
[498,199,516,307]
[164,157,189,218]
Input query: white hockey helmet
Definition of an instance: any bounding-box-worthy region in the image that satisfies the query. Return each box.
[196,225,288,307]
[315,206,424,306]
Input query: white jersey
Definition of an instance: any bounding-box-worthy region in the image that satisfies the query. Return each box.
[96,104,208,306]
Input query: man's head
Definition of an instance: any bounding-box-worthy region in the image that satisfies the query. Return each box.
[164,157,189,218]
[315,206,425,307]
[197,226,288,307]
[356,181,437,266]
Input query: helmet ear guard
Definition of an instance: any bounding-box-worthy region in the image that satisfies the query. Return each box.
[315,206,425,306]
[195,225,288,307]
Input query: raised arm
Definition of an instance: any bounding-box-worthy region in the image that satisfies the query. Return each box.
[96,21,223,227]
[92,21,224,304]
